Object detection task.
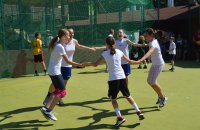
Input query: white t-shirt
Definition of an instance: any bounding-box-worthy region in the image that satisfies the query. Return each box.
[149,39,165,65]
[101,49,126,81]
[169,42,176,55]
[115,38,129,65]
[61,38,76,67]
[48,43,66,75]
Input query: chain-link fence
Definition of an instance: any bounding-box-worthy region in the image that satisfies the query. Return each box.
[0,0,157,51]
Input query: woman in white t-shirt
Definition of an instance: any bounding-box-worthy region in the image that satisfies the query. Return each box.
[95,29,145,85]
[87,36,144,128]
[115,29,145,85]
[43,28,96,106]
[138,28,167,108]
[40,29,84,121]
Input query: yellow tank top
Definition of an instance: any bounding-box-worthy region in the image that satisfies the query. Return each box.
[33,38,42,55]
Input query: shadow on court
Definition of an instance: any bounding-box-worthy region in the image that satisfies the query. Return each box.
[57,123,140,130]
[62,97,111,111]
[174,61,200,68]
[77,69,106,74]
[59,97,159,130]
[0,106,53,129]
[0,120,53,130]
[0,106,42,119]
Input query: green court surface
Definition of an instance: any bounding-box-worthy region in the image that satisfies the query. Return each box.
[0,62,200,130]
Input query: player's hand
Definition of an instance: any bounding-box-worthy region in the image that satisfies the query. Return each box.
[78,63,85,68]
[137,59,143,63]
[81,62,93,67]
[135,61,141,64]
[90,47,96,52]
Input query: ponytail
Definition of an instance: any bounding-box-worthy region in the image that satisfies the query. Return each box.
[48,36,58,52]
[110,45,116,55]
[106,36,116,55]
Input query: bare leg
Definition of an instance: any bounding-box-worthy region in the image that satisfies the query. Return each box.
[41,61,47,71]
[46,94,55,108]
[58,80,68,104]
[149,83,165,98]
[112,100,119,109]
[48,96,61,110]
[171,60,174,69]
[34,63,38,72]
[49,83,55,93]
[125,96,135,105]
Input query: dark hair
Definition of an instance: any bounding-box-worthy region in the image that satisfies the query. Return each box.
[48,29,67,51]
[106,36,116,55]
[35,32,40,38]
[144,28,156,37]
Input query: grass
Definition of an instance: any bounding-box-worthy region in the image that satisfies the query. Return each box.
[0,61,200,130]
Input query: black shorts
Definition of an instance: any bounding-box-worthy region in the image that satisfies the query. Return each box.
[169,54,176,60]
[108,79,130,100]
[34,54,44,63]
[49,75,66,90]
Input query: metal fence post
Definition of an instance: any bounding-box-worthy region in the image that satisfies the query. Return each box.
[0,0,6,50]
[52,0,55,36]
[61,0,65,28]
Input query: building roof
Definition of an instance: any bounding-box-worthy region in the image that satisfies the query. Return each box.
[159,5,199,20]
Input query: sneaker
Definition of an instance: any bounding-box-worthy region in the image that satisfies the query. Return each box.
[58,100,65,106]
[34,73,39,76]
[43,96,50,106]
[156,97,161,104]
[136,111,145,120]
[159,96,168,108]
[137,66,142,69]
[41,106,47,111]
[40,107,57,121]
[143,65,147,69]
[115,117,126,128]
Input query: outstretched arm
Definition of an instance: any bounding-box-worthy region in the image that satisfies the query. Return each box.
[139,47,155,62]
[75,40,96,51]
[127,39,147,47]
[84,56,104,67]
[62,54,84,68]
[94,46,107,50]
[122,54,140,64]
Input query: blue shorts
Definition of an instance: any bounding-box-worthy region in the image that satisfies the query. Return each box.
[122,64,131,76]
[61,67,72,80]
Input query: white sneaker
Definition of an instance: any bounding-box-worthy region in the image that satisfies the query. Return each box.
[115,117,126,128]
[40,107,57,121]
[159,96,168,108]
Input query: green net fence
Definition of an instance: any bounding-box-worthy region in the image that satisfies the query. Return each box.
[0,0,157,51]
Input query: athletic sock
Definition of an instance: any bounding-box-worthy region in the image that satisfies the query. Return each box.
[44,69,47,73]
[114,108,122,117]
[35,70,38,74]
[132,102,140,112]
